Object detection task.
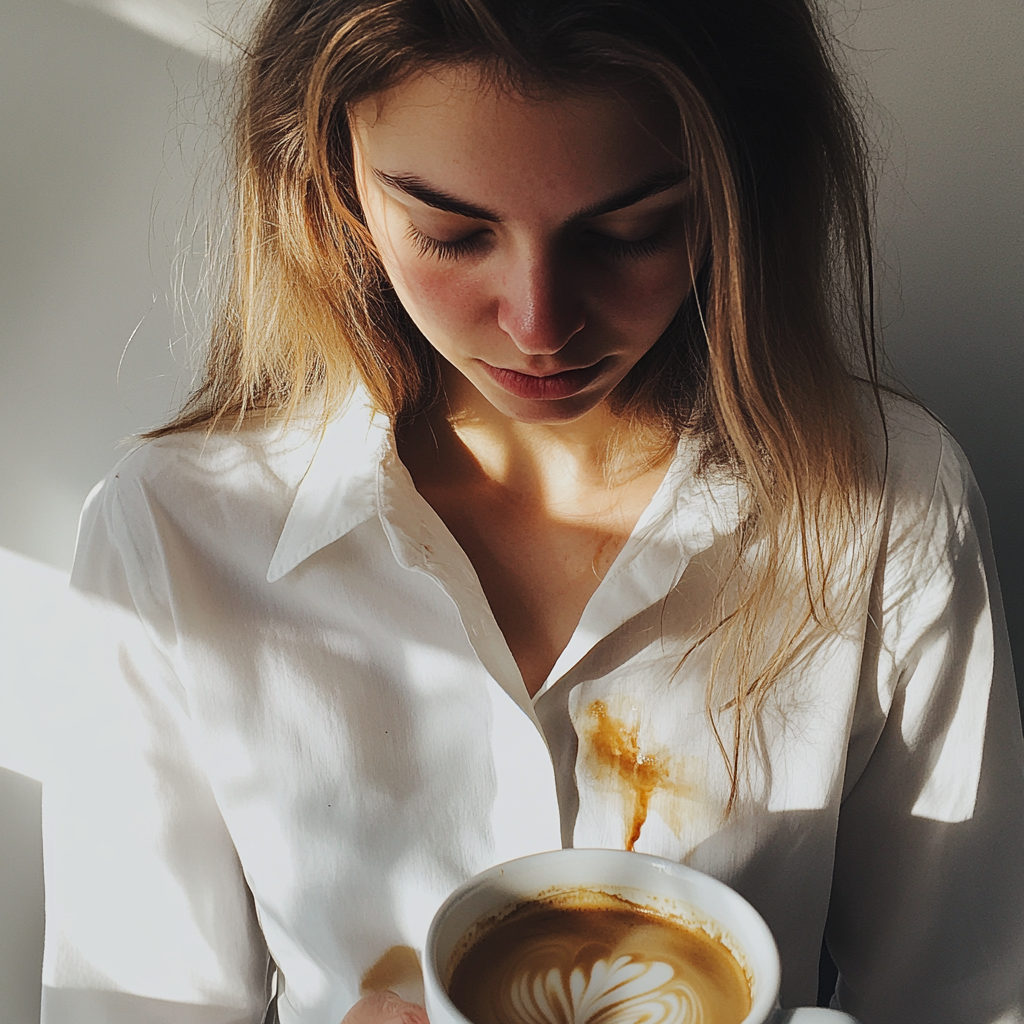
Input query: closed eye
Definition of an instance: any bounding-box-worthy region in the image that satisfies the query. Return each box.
[404,222,674,263]
[579,227,673,262]
[406,224,491,261]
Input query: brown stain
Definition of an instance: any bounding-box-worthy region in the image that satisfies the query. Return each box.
[583,699,698,851]
[360,945,424,1005]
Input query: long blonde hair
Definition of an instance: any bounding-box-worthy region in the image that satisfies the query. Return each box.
[153,0,884,812]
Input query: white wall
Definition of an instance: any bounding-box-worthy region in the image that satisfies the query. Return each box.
[0,1,1020,1020]
[0,0,204,571]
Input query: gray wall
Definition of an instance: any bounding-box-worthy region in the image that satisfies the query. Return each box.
[0,1,1020,1020]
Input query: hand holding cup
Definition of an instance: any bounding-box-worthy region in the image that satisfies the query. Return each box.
[341,990,430,1024]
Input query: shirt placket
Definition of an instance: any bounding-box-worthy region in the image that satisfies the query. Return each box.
[375,446,540,726]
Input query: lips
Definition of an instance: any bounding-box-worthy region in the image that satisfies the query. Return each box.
[480,359,607,401]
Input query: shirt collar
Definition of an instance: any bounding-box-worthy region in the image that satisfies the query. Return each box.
[267,393,748,587]
[266,393,392,583]
[536,436,748,690]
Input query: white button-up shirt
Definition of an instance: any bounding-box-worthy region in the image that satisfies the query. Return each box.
[40,393,1024,1024]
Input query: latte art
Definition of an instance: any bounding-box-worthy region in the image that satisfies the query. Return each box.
[447,893,751,1024]
[509,954,704,1024]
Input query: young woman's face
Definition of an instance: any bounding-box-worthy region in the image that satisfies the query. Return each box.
[351,66,697,425]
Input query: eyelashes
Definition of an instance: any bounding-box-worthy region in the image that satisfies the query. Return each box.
[590,232,673,262]
[405,224,673,264]
[406,225,488,261]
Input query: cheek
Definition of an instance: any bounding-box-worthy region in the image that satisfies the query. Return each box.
[364,199,490,342]
[598,260,693,329]
[386,255,490,340]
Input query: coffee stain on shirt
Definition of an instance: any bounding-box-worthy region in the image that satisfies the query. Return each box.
[360,944,424,1006]
[581,698,703,851]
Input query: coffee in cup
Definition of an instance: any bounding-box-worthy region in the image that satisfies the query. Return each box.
[424,849,859,1024]
[447,886,751,1024]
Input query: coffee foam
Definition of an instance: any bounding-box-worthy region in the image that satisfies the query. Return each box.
[506,948,703,1024]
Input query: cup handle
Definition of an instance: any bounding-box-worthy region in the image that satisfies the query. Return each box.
[768,1010,859,1022]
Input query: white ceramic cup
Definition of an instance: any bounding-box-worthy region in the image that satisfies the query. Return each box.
[424,849,856,1024]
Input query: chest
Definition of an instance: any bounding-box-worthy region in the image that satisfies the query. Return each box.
[418,473,666,695]
[175,517,862,848]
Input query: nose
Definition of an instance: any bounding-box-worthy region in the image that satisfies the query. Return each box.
[496,249,586,356]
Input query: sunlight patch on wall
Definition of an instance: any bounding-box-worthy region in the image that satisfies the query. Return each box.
[0,548,71,782]
[65,0,261,59]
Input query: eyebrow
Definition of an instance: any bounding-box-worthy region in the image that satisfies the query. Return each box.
[571,170,689,219]
[374,171,500,222]
[372,168,689,224]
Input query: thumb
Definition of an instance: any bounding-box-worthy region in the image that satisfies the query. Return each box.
[341,990,431,1024]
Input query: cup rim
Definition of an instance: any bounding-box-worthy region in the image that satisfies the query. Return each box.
[425,848,781,1024]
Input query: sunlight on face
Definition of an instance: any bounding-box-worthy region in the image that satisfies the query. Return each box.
[350,66,697,425]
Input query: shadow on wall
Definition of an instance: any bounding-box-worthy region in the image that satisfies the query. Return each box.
[0,767,44,1024]
[0,0,204,570]
[0,549,67,1021]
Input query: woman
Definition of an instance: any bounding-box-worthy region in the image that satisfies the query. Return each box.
[41,1,1024,1022]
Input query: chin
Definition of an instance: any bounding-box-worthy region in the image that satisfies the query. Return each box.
[485,390,609,425]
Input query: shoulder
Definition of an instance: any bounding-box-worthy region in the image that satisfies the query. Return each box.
[857,389,985,604]
[73,405,373,594]
[88,420,315,541]
[114,416,322,498]
[858,387,975,520]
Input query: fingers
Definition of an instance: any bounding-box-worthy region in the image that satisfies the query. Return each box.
[341,990,431,1024]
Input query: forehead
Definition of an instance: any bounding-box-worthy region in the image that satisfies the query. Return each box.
[349,66,682,219]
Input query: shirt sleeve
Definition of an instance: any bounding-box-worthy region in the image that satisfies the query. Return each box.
[40,471,272,1024]
[826,427,1024,1023]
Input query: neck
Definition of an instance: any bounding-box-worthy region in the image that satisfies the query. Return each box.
[401,364,675,506]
